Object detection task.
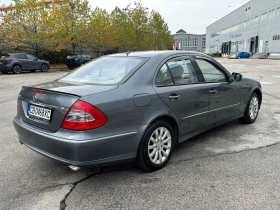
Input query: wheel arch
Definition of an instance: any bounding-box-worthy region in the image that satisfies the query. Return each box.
[141,114,180,147]
[252,88,262,107]
[12,63,22,69]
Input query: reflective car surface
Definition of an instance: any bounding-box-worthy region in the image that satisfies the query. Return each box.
[13,51,262,171]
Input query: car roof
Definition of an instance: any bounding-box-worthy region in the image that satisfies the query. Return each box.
[108,50,210,59]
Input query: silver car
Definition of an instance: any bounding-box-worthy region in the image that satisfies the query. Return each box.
[13,51,262,171]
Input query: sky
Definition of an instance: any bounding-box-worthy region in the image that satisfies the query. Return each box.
[1,0,249,34]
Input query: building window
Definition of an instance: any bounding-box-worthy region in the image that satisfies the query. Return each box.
[273,35,280,41]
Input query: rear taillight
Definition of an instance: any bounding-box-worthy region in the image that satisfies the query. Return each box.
[61,100,107,131]
[17,106,20,115]
[17,100,20,115]
[5,58,13,63]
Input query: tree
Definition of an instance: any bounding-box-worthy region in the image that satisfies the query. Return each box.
[48,0,92,53]
[123,1,150,51]
[89,7,117,56]
[2,0,50,55]
[148,10,173,50]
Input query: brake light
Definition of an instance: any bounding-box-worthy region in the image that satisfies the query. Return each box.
[30,89,47,94]
[61,100,107,131]
[17,105,20,115]
[5,58,13,62]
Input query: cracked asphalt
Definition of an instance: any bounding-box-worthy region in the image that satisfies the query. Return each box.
[0,58,280,210]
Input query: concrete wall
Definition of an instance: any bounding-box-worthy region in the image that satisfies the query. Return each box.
[206,0,280,54]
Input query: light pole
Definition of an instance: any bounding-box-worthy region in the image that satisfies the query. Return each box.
[228,6,235,11]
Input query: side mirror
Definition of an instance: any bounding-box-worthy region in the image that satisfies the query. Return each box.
[232,72,243,81]
[35,58,38,61]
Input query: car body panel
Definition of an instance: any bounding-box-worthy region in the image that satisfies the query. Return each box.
[13,51,262,168]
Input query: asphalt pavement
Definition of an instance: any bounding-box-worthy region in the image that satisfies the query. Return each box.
[0,58,280,210]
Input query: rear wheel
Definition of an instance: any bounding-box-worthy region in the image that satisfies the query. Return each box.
[13,65,22,74]
[41,64,49,72]
[239,93,259,124]
[136,120,174,171]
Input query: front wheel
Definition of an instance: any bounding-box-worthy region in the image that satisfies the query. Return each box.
[136,120,174,171]
[239,93,259,124]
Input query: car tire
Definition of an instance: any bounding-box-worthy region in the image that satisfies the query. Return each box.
[41,64,49,72]
[239,93,260,124]
[136,120,174,171]
[68,66,73,70]
[13,65,22,74]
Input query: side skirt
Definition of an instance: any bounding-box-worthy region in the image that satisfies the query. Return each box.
[178,114,244,144]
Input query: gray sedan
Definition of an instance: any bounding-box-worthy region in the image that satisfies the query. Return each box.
[13,51,262,171]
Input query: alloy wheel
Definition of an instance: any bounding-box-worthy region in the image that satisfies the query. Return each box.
[249,97,259,120]
[13,65,21,74]
[148,127,172,165]
[41,64,48,72]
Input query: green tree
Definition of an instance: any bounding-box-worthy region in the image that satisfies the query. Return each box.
[3,0,50,55]
[148,10,173,50]
[49,0,92,53]
[89,7,116,56]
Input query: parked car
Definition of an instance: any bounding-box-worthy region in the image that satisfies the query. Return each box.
[0,53,50,74]
[13,51,262,171]
[236,52,252,59]
[66,54,92,69]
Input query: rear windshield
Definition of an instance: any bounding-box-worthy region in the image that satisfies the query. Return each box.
[1,55,10,60]
[60,57,145,85]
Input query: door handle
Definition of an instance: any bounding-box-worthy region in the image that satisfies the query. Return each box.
[209,89,218,94]
[169,94,181,100]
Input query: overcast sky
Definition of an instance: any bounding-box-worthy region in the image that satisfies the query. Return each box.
[1,0,249,34]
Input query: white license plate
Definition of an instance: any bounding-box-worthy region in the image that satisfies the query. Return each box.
[28,105,52,121]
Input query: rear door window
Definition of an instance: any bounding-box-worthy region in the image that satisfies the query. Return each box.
[26,54,36,60]
[167,59,198,85]
[155,64,173,86]
[15,54,28,59]
[60,57,146,85]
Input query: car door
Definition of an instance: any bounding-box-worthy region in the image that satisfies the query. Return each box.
[153,56,210,137]
[26,54,40,69]
[194,56,242,125]
[14,54,29,70]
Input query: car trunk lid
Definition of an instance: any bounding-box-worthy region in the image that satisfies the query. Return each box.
[19,81,118,132]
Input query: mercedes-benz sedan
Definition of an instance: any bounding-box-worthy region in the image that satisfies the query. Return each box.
[13,51,262,171]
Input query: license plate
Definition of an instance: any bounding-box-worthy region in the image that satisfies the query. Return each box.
[28,105,52,121]
[0,62,2,65]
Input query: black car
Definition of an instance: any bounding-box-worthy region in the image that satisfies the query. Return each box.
[0,53,50,74]
[66,54,92,69]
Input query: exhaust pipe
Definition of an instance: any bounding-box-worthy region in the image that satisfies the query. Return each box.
[68,165,81,172]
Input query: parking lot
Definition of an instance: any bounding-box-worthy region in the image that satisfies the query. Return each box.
[1,58,280,210]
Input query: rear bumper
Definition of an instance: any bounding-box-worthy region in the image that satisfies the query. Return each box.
[13,116,143,167]
[0,64,12,72]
